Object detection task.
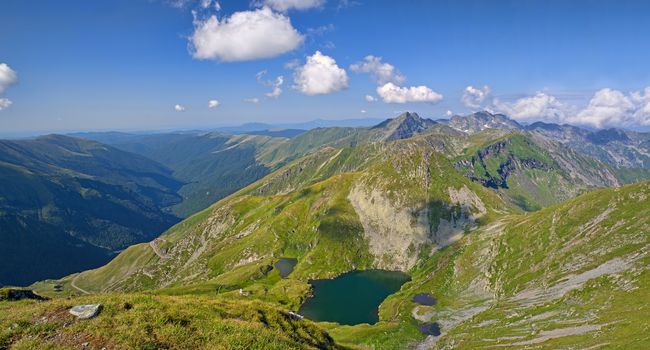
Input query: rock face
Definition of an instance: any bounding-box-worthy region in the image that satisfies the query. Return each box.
[69,304,103,319]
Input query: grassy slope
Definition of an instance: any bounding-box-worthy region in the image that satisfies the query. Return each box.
[0,294,343,350]
[457,132,621,211]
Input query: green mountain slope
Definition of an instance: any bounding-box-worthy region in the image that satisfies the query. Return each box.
[58,135,509,294]
[368,180,650,349]
[0,135,182,286]
[25,169,650,349]
[456,132,621,210]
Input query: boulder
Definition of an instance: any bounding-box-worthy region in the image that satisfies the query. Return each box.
[69,304,102,319]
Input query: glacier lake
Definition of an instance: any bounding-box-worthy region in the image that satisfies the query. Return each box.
[298,270,410,325]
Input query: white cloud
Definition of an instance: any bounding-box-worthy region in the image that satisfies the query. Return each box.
[631,87,650,124]
[174,104,185,112]
[208,99,220,108]
[259,0,325,12]
[257,70,284,98]
[492,88,650,128]
[0,63,18,95]
[446,110,453,117]
[245,97,260,104]
[0,98,12,111]
[569,88,642,128]
[376,82,443,104]
[293,51,348,95]
[365,94,376,102]
[360,109,367,113]
[190,7,304,62]
[266,76,284,98]
[461,85,491,109]
[493,92,569,123]
[350,55,405,85]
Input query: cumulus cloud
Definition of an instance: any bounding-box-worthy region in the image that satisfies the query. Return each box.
[493,92,569,123]
[491,88,650,128]
[350,55,405,85]
[259,0,325,12]
[0,98,12,111]
[208,99,220,108]
[365,94,376,102]
[190,7,304,62]
[446,110,453,117]
[293,51,348,95]
[0,63,18,95]
[376,83,443,104]
[461,85,491,109]
[569,88,645,128]
[174,104,186,111]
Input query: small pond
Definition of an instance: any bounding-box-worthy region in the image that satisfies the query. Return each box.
[298,270,410,325]
[419,322,441,336]
[412,293,437,306]
[274,258,297,278]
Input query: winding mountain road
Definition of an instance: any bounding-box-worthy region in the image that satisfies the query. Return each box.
[70,274,90,295]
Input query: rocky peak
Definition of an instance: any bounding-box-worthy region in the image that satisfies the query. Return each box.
[372,112,437,141]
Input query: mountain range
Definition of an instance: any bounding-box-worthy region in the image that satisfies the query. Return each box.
[2,111,650,349]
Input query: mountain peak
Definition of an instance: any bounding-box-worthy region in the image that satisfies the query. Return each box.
[443,110,521,133]
[372,112,436,141]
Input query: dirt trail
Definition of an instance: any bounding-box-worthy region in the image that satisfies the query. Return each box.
[149,239,168,260]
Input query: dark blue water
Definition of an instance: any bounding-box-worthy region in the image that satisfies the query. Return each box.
[274,258,297,278]
[412,293,437,306]
[419,322,441,336]
[298,270,410,325]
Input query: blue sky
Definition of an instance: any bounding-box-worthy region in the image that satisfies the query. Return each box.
[1,0,650,134]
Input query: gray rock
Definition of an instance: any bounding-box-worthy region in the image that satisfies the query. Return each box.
[69,304,102,319]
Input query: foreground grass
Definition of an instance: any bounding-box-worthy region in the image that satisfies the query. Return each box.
[0,293,344,350]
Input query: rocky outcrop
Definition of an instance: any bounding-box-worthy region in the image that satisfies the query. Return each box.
[0,288,48,301]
